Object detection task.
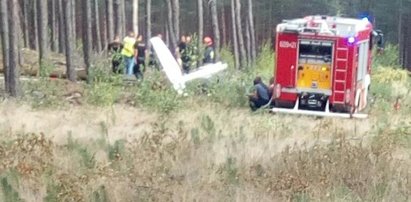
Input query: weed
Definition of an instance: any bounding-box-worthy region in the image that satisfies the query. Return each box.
[91,185,108,202]
[221,157,239,184]
[66,134,96,169]
[107,140,126,162]
[190,128,201,146]
[200,115,216,143]
[291,192,311,202]
[44,177,60,202]
[1,171,22,202]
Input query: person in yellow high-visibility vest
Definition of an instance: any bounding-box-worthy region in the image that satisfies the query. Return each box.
[121,31,137,75]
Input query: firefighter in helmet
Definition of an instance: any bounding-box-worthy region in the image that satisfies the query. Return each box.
[203,36,215,64]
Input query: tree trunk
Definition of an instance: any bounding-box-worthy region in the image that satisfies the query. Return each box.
[210,0,220,61]
[197,0,203,66]
[405,14,411,71]
[106,0,114,40]
[83,0,92,81]
[71,0,76,39]
[166,0,176,49]
[235,0,246,69]
[64,0,76,81]
[51,0,59,52]
[230,0,239,69]
[165,23,170,47]
[15,0,23,66]
[0,0,9,91]
[8,0,20,96]
[132,0,138,34]
[38,0,49,71]
[399,0,407,69]
[101,5,108,50]
[146,0,151,45]
[114,0,121,37]
[247,0,256,62]
[22,0,29,48]
[58,0,65,53]
[120,0,126,36]
[33,0,39,50]
[94,0,102,52]
[245,20,251,67]
[172,0,180,39]
[220,5,227,47]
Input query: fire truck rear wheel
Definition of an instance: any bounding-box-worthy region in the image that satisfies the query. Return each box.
[274,100,295,109]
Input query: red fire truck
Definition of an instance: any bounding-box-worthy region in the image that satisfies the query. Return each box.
[271,15,384,118]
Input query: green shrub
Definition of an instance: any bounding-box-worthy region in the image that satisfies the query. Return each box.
[254,41,275,78]
[86,82,122,106]
[39,59,57,78]
[205,70,252,108]
[133,71,182,114]
[220,45,235,69]
[22,78,67,109]
[1,171,22,202]
[85,66,124,106]
[372,44,401,68]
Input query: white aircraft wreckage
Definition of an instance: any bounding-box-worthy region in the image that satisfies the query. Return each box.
[149,37,228,95]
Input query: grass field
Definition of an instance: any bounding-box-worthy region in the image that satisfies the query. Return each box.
[0,45,410,201]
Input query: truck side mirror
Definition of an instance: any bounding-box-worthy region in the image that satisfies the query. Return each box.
[375,30,384,47]
[371,30,384,54]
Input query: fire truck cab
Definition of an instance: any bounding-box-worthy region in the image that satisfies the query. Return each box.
[272,15,383,118]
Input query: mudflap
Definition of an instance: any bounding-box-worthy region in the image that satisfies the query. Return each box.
[270,99,368,119]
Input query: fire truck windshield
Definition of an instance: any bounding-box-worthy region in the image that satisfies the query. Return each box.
[299,41,332,64]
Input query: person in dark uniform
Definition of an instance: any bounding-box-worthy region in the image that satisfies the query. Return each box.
[133,34,146,79]
[176,35,192,74]
[108,36,123,73]
[248,76,270,111]
[203,36,216,64]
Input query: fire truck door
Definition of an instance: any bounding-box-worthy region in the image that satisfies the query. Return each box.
[296,40,333,91]
[275,34,298,88]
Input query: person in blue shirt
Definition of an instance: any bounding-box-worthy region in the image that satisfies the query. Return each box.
[248,76,270,111]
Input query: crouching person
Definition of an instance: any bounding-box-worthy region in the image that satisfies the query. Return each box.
[248,76,270,111]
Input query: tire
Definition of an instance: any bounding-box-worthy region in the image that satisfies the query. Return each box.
[274,100,296,109]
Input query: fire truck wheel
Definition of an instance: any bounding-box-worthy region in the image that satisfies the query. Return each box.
[346,105,355,114]
[331,104,354,113]
[274,100,295,109]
